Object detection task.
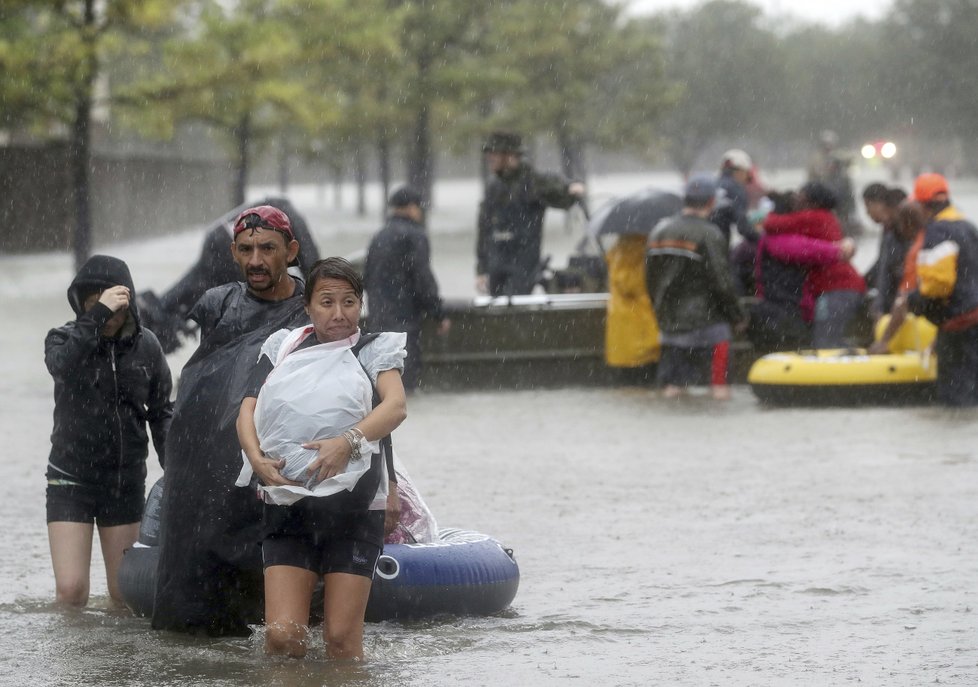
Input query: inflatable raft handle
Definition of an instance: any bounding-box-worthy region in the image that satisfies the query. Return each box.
[375,555,400,580]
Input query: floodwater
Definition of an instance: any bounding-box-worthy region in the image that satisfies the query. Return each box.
[1,170,977,686]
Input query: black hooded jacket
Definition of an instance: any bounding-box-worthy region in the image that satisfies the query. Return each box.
[476,162,578,277]
[45,255,173,491]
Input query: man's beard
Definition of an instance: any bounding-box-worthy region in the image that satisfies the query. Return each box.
[247,269,276,291]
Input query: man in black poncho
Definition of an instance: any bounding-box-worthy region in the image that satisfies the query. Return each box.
[152,205,311,636]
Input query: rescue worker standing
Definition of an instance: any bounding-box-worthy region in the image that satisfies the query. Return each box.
[365,186,451,392]
[904,173,978,406]
[646,176,747,400]
[476,131,586,296]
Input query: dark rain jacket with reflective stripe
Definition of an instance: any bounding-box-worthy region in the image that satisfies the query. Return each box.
[646,213,745,334]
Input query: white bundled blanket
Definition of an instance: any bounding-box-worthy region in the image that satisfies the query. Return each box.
[235,327,405,507]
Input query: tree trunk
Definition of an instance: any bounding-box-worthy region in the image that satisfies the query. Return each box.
[667,132,700,180]
[377,133,391,221]
[354,144,367,217]
[71,0,97,270]
[71,86,93,270]
[232,113,251,207]
[332,162,343,209]
[407,102,434,208]
[277,135,289,194]
[478,99,493,190]
[557,125,587,182]
[407,47,434,208]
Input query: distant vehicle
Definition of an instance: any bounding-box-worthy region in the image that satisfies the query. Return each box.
[860,139,900,180]
[860,139,898,161]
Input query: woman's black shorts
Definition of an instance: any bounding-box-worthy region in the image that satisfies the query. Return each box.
[262,501,385,578]
[46,480,145,527]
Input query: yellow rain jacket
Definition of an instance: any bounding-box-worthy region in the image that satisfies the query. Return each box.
[604,234,660,367]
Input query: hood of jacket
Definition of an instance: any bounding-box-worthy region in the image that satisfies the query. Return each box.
[67,255,141,332]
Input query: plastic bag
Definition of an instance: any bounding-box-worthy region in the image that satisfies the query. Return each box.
[237,339,383,506]
[386,453,439,544]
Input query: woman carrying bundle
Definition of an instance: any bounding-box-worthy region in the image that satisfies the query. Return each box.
[236,257,407,660]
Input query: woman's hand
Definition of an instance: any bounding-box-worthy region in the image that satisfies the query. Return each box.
[837,238,856,261]
[250,452,299,487]
[238,396,299,487]
[302,436,352,483]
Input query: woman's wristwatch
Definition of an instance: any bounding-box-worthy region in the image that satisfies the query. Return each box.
[342,427,367,460]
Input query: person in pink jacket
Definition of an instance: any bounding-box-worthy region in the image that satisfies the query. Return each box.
[763,182,865,347]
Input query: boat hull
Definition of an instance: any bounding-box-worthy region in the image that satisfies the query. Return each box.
[748,349,937,406]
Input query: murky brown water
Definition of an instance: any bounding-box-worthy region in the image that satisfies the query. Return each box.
[2,172,977,685]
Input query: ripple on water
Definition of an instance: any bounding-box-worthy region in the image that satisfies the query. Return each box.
[796,586,869,596]
[708,578,785,588]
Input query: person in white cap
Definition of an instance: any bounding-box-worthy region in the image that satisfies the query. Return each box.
[712,148,759,247]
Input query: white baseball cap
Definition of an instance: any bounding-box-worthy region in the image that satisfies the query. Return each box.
[721,148,753,171]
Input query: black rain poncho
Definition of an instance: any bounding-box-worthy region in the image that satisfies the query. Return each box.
[151,280,308,636]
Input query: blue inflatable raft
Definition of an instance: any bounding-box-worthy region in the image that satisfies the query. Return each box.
[118,480,519,622]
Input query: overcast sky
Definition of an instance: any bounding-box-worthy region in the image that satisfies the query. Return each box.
[620,0,893,26]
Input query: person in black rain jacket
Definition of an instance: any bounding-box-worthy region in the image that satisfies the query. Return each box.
[44,254,173,607]
[365,186,450,391]
[152,205,312,637]
[476,131,585,296]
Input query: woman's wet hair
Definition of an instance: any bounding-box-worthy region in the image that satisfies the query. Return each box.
[863,183,907,208]
[862,182,889,203]
[304,257,363,302]
[799,181,837,211]
[885,187,908,207]
[896,200,926,240]
[766,190,797,214]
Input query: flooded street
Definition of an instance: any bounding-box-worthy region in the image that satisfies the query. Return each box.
[1,171,977,685]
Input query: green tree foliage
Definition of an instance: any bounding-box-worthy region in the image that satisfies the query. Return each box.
[483,0,674,180]
[590,18,676,163]
[121,0,430,208]
[884,0,978,144]
[12,0,978,229]
[392,0,495,203]
[657,0,785,175]
[777,21,891,144]
[284,0,404,212]
[0,0,184,267]
[118,0,323,206]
